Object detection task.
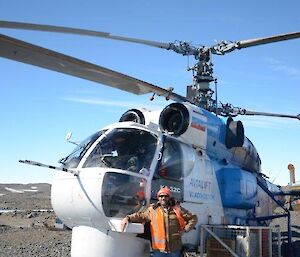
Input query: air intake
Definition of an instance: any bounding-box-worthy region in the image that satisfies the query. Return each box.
[159,103,189,136]
[119,109,145,125]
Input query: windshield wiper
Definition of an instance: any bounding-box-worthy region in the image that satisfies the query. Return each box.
[58,144,86,165]
[100,154,114,167]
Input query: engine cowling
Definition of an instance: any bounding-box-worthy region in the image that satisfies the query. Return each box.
[159,103,208,148]
[159,103,189,136]
[225,117,244,148]
[119,109,145,125]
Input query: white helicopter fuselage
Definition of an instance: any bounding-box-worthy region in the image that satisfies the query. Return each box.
[51,102,277,257]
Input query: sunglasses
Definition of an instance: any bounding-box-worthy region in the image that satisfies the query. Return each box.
[159,195,169,198]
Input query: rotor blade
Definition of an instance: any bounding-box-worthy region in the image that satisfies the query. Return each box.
[237,32,300,49]
[0,34,186,102]
[0,20,170,50]
[241,109,300,120]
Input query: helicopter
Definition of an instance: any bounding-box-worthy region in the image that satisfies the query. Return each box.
[0,21,300,257]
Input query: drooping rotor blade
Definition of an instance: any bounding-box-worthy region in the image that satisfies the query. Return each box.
[237,32,300,49]
[239,109,300,121]
[0,20,170,50]
[0,34,186,102]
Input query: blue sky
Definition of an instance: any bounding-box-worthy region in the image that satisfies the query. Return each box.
[0,0,299,185]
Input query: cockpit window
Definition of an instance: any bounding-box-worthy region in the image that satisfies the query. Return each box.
[102,172,147,217]
[60,131,104,169]
[156,137,195,180]
[83,128,157,173]
[157,137,182,180]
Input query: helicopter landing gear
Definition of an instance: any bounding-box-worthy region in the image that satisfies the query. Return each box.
[71,225,150,257]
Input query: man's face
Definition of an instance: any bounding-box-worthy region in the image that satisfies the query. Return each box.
[158,194,170,207]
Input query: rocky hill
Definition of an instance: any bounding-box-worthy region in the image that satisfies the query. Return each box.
[0,183,52,210]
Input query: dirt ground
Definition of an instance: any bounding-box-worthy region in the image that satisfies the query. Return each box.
[0,183,71,257]
[0,223,71,257]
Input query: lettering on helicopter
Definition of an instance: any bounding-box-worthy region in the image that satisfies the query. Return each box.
[191,116,206,132]
[162,185,181,193]
[188,178,215,201]
[151,181,183,201]
[189,178,212,190]
[184,159,216,203]
[188,191,215,201]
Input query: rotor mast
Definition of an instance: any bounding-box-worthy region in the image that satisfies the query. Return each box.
[187,47,215,110]
[166,31,300,112]
[166,42,216,109]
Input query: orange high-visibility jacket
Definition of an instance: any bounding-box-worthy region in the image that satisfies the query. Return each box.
[149,205,185,251]
[126,203,198,252]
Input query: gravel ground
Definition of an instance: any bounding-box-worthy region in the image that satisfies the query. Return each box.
[0,184,71,257]
[0,210,72,257]
[0,225,71,257]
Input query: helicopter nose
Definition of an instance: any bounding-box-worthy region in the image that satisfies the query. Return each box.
[51,169,147,230]
[51,169,108,229]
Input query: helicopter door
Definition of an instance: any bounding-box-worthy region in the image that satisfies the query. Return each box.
[151,137,184,202]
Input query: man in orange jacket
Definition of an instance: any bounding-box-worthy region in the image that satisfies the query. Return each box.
[121,187,198,257]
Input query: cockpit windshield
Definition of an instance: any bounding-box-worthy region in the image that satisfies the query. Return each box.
[60,131,104,169]
[83,128,157,173]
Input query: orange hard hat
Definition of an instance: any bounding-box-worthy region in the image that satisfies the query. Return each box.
[157,187,172,198]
